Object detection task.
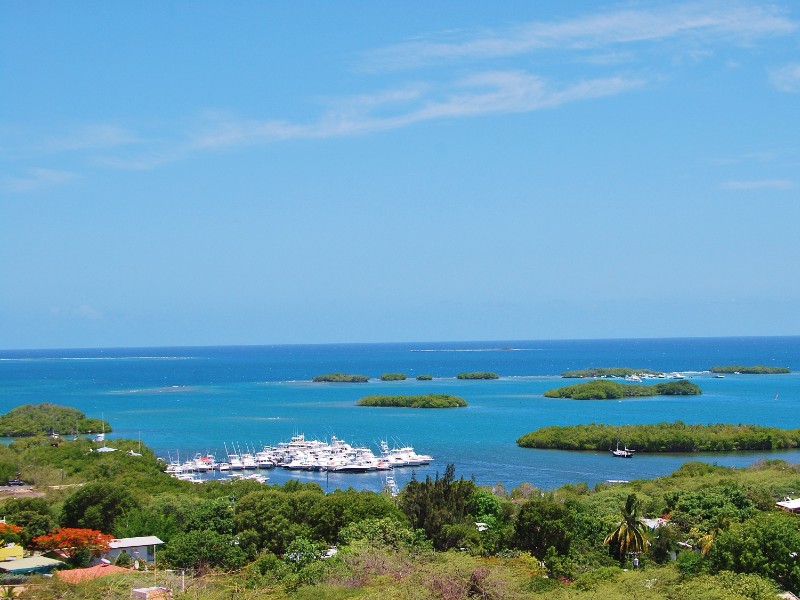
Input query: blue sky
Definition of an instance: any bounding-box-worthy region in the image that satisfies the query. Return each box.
[2,1,799,349]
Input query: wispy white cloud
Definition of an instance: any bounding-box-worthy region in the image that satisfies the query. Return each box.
[181,72,643,151]
[36,124,140,154]
[360,2,796,71]
[722,179,795,190]
[769,63,800,92]
[1,168,79,192]
[86,71,642,169]
[3,1,795,186]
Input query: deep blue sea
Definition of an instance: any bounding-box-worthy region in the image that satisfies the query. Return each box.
[1,337,798,492]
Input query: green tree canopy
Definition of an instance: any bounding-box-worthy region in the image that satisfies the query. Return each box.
[399,464,476,550]
[61,481,139,533]
[513,495,576,558]
[0,403,109,437]
[708,511,800,591]
[160,529,247,572]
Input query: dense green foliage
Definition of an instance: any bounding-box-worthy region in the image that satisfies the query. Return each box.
[517,421,800,452]
[379,373,407,381]
[513,495,576,557]
[653,380,703,395]
[416,374,433,380]
[707,511,800,590]
[356,394,467,408]
[0,403,109,437]
[311,373,369,383]
[456,371,499,380]
[6,403,800,599]
[562,368,663,378]
[399,464,478,551]
[61,482,139,532]
[710,365,791,374]
[544,379,701,399]
[159,529,248,571]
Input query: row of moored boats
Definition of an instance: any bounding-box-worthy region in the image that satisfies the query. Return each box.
[163,435,433,482]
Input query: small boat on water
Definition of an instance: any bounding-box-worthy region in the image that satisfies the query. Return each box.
[380,441,433,467]
[611,442,634,458]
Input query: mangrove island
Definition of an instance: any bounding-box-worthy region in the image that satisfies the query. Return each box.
[457,371,499,380]
[356,394,467,408]
[710,365,790,374]
[380,373,407,381]
[543,379,701,399]
[561,367,663,378]
[517,421,800,452]
[312,373,370,383]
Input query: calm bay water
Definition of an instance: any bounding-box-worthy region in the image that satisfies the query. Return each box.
[0,337,798,492]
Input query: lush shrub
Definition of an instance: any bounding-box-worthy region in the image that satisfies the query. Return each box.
[677,549,705,577]
[707,512,800,591]
[513,496,575,558]
[61,481,139,532]
[399,464,476,551]
[160,529,248,571]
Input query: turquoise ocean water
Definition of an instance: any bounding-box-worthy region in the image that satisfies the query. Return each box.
[0,337,798,492]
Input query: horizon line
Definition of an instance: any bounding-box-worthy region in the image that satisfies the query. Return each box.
[2,333,799,354]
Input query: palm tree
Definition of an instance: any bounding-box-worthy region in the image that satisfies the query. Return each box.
[697,530,715,556]
[697,515,731,556]
[604,493,649,563]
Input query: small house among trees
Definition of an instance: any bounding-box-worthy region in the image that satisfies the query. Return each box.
[103,536,165,565]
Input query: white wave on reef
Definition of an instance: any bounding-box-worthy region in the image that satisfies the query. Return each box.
[107,386,199,395]
[410,347,538,352]
[0,356,194,362]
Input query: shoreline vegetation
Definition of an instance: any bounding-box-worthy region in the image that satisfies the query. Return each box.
[3,403,800,597]
[356,394,467,408]
[312,373,369,383]
[457,371,499,380]
[544,379,701,399]
[517,421,800,452]
[0,403,110,438]
[710,365,790,374]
